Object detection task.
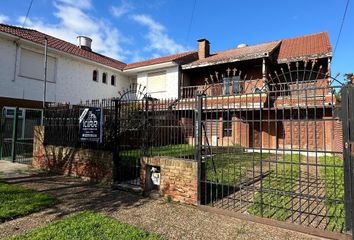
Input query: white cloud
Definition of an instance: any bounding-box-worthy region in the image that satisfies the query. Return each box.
[56,0,92,9]
[111,0,133,18]
[0,14,9,23]
[19,0,129,60]
[131,14,188,55]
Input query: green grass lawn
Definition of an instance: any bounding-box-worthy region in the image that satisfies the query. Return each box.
[247,154,302,221]
[6,211,162,240]
[205,152,273,185]
[319,156,345,232]
[119,144,195,169]
[0,182,57,222]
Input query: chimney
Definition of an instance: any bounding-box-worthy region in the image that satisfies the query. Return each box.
[197,38,210,59]
[77,36,92,51]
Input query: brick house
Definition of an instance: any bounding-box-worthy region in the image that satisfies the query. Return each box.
[177,32,342,154]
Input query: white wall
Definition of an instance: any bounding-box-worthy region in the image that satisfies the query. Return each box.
[0,36,132,104]
[135,66,179,99]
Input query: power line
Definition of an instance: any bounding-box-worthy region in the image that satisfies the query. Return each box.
[333,0,350,57]
[185,0,197,45]
[22,0,35,28]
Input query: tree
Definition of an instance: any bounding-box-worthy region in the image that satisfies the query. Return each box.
[335,73,353,102]
[344,73,354,83]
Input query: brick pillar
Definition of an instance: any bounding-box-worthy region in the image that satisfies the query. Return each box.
[32,126,46,168]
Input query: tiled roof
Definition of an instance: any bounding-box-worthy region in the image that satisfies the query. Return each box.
[0,24,127,70]
[183,41,281,69]
[277,32,332,63]
[0,24,332,71]
[124,51,198,70]
[183,32,332,68]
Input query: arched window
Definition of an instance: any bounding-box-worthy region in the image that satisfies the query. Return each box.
[92,70,98,82]
[102,72,107,84]
[111,75,116,86]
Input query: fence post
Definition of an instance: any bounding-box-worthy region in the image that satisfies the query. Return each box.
[196,93,204,205]
[11,107,19,162]
[143,97,149,156]
[341,83,354,233]
[0,108,4,160]
[113,100,120,182]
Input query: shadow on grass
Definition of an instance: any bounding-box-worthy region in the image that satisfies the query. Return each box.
[1,172,152,220]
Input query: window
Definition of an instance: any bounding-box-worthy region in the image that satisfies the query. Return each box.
[93,70,98,82]
[147,71,166,93]
[111,75,116,86]
[232,76,241,94]
[102,72,107,84]
[222,76,241,95]
[223,113,232,137]
[19,48,56,82]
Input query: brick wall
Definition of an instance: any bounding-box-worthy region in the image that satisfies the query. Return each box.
[140,156,198,205]
[278,117,343,152]
[32,126,113,182]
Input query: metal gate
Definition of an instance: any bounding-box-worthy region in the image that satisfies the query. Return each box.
[197,67,350,234]
[113,85,153,186]
[0,107,42,164]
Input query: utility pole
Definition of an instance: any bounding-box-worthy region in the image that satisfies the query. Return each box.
[43,37,48,109]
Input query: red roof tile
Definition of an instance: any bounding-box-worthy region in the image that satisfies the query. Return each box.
[277,32,332,62]
[183,32,332,68]
[0,24,127,70]
[124,51,198,70]
[183,41,280,68]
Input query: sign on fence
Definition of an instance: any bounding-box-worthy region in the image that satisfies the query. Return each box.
[79,107,103,143]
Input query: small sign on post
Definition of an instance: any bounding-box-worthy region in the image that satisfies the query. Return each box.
[79,107,103,143]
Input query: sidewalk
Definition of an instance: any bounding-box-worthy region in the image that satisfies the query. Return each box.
[0,161,322,240]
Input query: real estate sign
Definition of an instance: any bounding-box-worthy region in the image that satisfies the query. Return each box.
[79,107,103,143]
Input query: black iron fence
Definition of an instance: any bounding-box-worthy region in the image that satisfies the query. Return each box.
[41,77,353,235]
[43,100,116,150]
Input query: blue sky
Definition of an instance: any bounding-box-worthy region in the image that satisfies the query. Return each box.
[0,0,352,78]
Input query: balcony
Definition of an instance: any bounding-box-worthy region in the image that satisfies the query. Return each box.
[269,79,335,108]
[178,79,335,109]
[181,79,264,99]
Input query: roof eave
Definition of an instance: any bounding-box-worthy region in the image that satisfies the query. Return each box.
[277,52,332,64]
[123,61,178,73]
[182,52,270,70]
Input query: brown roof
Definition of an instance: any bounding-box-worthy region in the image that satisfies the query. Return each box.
[183,41,281,69]
[124,51,198,70]
[277,32,332,63]
[0,24,127,70]
[183,32,332,69]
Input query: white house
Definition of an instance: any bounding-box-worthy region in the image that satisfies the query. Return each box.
[123,51,197,99]
[0,23,198,110]
[0,24,131,109]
